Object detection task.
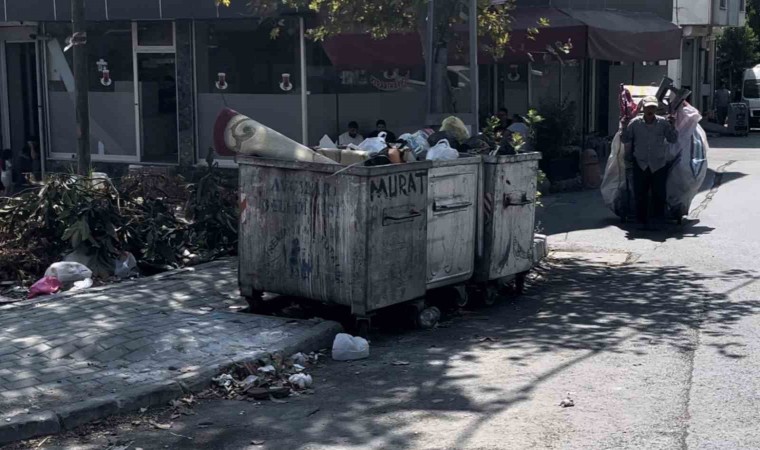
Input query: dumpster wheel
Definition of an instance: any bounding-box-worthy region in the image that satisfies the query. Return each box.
[355,317,372,339]
[412,300,441,330]
[515,272,528,295]
[243,291,266,313]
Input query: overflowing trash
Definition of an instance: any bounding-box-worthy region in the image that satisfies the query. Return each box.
[214,108,531,168]
[332,333,370,361]
[206,351,323,401]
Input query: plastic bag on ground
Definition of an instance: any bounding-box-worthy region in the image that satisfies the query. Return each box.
[426,139,460,161]
[44,262,93,284]
[114,252,138,279]
[356,132,388,155]
[332,333,370,361]
[288,373,313,389]
[440,116,471,144]
[28,277,63,299]
[70,278,93,292]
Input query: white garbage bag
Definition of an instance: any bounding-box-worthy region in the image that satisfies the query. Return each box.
[44,262,93,284]
[666,105,709,218]
[332,333,370,361]
[356,132,388,155]
[600,132,633,218]
[426,139,459,161]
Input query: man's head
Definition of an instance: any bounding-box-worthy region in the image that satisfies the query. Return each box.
[348,121,359,137]
[376,120,387,131]
[497,108,509,123]
[642,96,659,121]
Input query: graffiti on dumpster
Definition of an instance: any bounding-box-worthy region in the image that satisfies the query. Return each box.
[370,172,427,202]
[280,236,345,284]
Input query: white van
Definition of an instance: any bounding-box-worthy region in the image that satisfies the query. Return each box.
[742,66,760,126]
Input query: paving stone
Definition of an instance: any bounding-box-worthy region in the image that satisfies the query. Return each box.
[0,259,342,445]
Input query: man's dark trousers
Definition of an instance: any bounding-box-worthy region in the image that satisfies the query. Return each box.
[633,164,668,224]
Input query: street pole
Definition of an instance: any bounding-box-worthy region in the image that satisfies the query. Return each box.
[299,17,308,146]
[72,0,90,175]
[469,0,479,132]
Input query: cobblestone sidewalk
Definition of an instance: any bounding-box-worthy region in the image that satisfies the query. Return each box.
[0,259,341,444]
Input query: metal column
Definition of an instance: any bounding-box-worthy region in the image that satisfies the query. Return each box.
[469,0,479,131]
[299,17,308,146]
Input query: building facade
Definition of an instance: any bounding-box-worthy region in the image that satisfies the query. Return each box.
[0,0,741,180]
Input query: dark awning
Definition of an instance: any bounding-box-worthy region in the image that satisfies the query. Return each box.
[490,7,587,63]
[322,7,589,69]
[562,9,682,62]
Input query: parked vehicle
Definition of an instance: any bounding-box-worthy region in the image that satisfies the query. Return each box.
[741,66,760,127]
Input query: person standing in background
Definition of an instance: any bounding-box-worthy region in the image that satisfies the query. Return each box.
[621,96,678,228]
[368,119,397,142]
[338,121,364,147]
[714,84,731,126]
[495,108,512,135]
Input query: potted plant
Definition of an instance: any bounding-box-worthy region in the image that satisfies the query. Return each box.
[534,97,581,182]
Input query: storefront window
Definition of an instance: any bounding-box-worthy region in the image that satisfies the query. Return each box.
[195,20,301,161]
[306,39,427,146]
[45,22,137,160]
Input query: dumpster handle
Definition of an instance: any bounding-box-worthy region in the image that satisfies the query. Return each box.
[503,193,533,207]
[433,200,473,213]
[383,209,422,223]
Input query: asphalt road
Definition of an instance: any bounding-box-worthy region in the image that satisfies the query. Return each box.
[16,134,760,450]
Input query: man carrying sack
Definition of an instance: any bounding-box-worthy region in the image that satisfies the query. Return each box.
[620,96,678,228]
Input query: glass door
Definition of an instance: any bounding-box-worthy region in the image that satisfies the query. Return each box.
[133,21,177,164]
[137,53,178,163]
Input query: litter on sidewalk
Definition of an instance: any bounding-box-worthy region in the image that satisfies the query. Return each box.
[207,350,325,401]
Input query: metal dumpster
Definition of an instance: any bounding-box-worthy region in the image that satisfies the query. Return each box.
[475,152,542,285]
[426,156,481,290]
[238,156,431,318]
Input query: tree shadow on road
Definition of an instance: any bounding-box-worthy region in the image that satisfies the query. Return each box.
[102,257,760,450]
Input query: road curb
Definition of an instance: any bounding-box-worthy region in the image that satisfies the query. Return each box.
[0,319,342,445]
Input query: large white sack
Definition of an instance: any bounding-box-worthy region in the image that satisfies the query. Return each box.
[600,132,634,218]
[665,105,708,218]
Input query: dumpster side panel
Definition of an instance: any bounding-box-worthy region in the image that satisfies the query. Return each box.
[490,159,539,278]
[239,164,367,307]
[426,162,479,289]
[365,169,429,312]
[479,157,540,280]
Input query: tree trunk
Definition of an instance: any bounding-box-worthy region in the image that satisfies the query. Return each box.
[72,0,90,176]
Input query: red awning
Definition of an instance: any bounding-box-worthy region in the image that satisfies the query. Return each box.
[322,33,425,70]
